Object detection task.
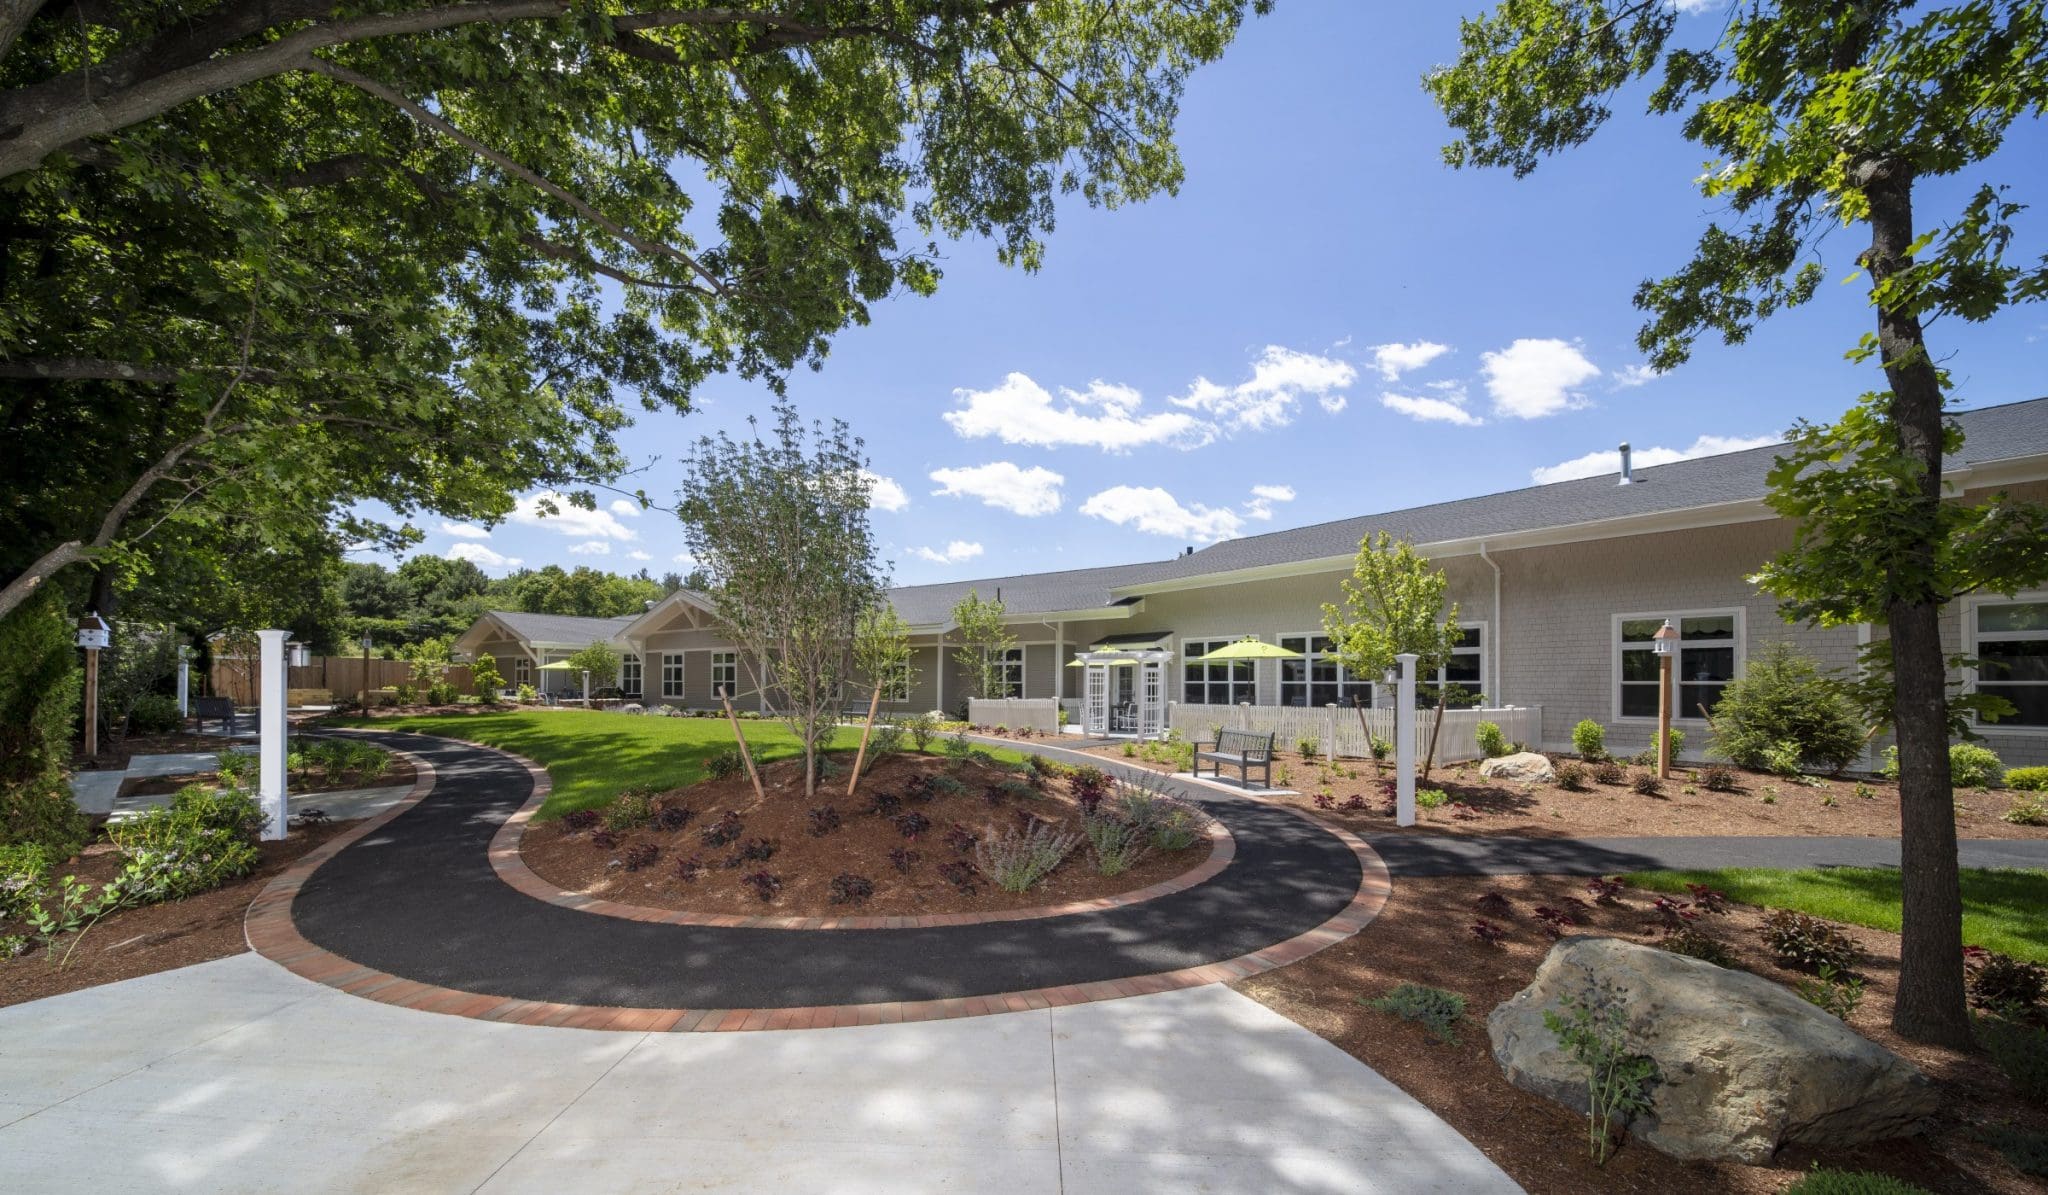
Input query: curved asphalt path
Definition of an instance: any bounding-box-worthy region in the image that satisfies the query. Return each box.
[1367,831,2048,876]
[291,729,1364,1010]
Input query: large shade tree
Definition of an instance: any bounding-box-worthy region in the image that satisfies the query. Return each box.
[0,0,1271,621]
[1427,0,2048,1045]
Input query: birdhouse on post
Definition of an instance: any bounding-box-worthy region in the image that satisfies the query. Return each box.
[76,612,110,758]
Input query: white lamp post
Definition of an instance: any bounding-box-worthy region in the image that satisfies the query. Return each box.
[1652,619,1679,779]
[256,629,291,841]
[1393,653,1418,827]
[176,644,193,719]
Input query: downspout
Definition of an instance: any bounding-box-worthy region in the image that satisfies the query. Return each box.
[1045,620,1066,704]
[1479,541,1503,707]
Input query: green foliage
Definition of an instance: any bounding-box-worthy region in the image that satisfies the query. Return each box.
[1652,726,1684,760]
[1630,771,1663,797]
[1363,983,1467,1044]
[906,712,939,753]
[2006,796,2048,827]
[1975,1015,2048,1104]
[1700,765,1738,793]
[1969,951,2046,1017]
[0,841,50,921]
[1555,760,1588,791]
[1763,909,1862,974]
[469,654,504,698]
[126,694,182,736]
[1297,735,1320,760]
[562,642,621,690]
[1979,1123,2048,1179]
[603,791,654,833]
[1416,787,1450,810]
[1322,532,1464,693]
[1950,743,2007,789]
[1781,1168,1934,1195]
[705,748,746,782]
[1795,964,1868,1021]
[1571,720,1606,760]
[2008,766,2048,792]
[1369,735,1392,763]
[1658,928,1737,969]
[515,684,539,704]
[214,750,256,788]
[1542,982,1659,1166]
[1707,645,1866,776]
[97,621,182,743]
[974,822,1081,893]
[1082,813,1151,877]
[106,786,263,903]
[1474,721,1507,759]
[853,605,917,704]
[0,593,87,858]
[951,591,1019,703]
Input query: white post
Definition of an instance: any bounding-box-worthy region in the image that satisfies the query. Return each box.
[1395,652,1418,827]
[256,629,290,841]
[935,642,946,715]
[176,649,191,718]
[582,669,591,706]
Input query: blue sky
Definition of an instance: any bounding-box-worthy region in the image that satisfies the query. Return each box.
[410,3,2048,587]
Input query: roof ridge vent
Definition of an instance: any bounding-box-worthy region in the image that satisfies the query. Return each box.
[1618,442,1634,486]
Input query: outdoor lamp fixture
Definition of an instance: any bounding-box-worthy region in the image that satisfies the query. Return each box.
[1651,620,1679,779]
[287,640,311,668]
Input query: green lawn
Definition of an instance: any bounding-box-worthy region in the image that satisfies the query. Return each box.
[1624,866,2048,962]
[339,708,1024,818]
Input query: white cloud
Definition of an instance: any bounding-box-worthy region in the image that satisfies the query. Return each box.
[440,521,490,539]
[1319,394,1348,414]
[509,490,638,540]
[626,550,652,562]
[1611,363,1660,389]
[910,540,985,565]
[864,472,910,512]
[1080,486,1244,543]
[1481,338,1602,419]
[1244,484,1297,521]
[1530,433,1781,484]
[1381,388,1485,427]
[1171,346,1355,434]
[1672,0,1724,12]
[568,540,611,556]
[446,543,521,572]
[944,372,1203,453]
[1369,340,1452,381]
[672,553,695,565]
[607,498,643,517]
[929,462,1064,516]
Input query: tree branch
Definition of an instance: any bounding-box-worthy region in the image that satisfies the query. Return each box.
[0,357,285,383]
[0,0,48,64]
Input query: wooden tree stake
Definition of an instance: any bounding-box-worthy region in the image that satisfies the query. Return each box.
[846,684,883,797]
[719,688,765,803]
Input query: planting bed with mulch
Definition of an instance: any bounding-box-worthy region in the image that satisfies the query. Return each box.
[0,820,356,1009]
[1236,873,2048,1195]
[1073,742,2048,840]
[71,730,247,772]
[119,757,416,800]
[520,751,1215,918]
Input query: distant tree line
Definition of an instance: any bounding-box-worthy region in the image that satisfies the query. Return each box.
[332,558,705,654]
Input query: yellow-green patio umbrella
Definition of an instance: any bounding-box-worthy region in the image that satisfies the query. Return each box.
[1191,638,1302,662]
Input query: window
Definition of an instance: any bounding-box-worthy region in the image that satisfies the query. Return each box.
[710,651,737,699]
[1617,612,1739,720]
[993,647,1025,699]
[661,653,685,698]
[1278,634,1372,707]
[1183,638,1258,706]
[620,655,642,697]
[880,657,913,702]
[513,657,532,688]
[1364,625,1486,709]
[1973,599,2048,728]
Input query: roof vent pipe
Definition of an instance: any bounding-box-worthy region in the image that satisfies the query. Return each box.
[1184,545,1193,557]
[1617,442,1634,485]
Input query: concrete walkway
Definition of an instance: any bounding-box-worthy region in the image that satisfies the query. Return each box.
[0,953,1518,1194]
[1367,832,2048,876]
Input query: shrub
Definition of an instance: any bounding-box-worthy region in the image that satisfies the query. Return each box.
[603,791,654,832]
[1593,759,1626,786]
[806,805,842,837]
[1082,814,1150,876]
[1369,735,1392,764]
[699,811,743,848]
[1362,983,1467,1044]
[1700,765,1738,792]
[905,711,938,752]
[1979,1123,2048,1179]
[740,871,781,902]
[2009,766,2048,792]
[893,811,931,839]
[1571,719,1607,760]
[0,593,87,859]
[1469,919,1508,946]
[1976,1014,2048,1103]
[1475,890,1514,918]
[888,846,919,873]
[653,804,694,832]
[1708,644,1865,775]
[1950,742,2006,788]
[2006,796,2048,827]
[1763,909,1861,973]
[125,693,182,736]
[1795,964,1866,1020]
[1630,771,1662,796]
[1652,726,1684,760]
[1659,927,1737,968]
[515,683,538,703]
[1149,802,1210,851]
[728,837,778,864]
[107,786,263,902]
[589,829,619,850]
[936,860,978,893]
[704,748,746,781]
[1781,1168,1934,1195]
[0,841,50,920]
[1296,736,1319,761]
[1583,876,1625,906]
[1416,787,1449,809]
[619,842,660,871]
[1474,721,1508,759]
[563,808,600,832]
[675,855,705,881]
[1543,981,1659,1166]
[974,822,1081,892]
[1555,760,1588,791]
[828,873,875,905]
[1968,951,2047,1015]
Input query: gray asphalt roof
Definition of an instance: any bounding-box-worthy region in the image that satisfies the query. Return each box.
[884,396,2048,622]
[484,610,641,644]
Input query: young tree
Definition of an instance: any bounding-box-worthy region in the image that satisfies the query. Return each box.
[97,620,181,744]
[1427,1,2048,1045]
[468,654,505,702]
[402,637,454,692]
[1320,533,1465,779]
[677,404,885,798]
[952,591,1019,707]
[854,605,918,709]
[1,2,1269,621]
[563,643,621,691]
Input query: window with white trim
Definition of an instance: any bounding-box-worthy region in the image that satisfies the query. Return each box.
[513,657,532,688]
[710,651,738,699]
[661,653,685,698]
[994,647,1025,699]
[1974,599,2048,727]
[619,655,641,697]
[1183,638,1258,706]
[879,657,913,702]
[1617,612,1738,719]
[1369,624,1487,709]
[1278,634,1372,707]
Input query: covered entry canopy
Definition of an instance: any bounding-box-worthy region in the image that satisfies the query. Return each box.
[1075,647,1171,740]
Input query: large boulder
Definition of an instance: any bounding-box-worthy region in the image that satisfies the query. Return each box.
[1478,751,1554,784]
[1488,937,1937,1163]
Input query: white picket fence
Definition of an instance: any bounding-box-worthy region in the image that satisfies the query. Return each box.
[967,697,1064,734]
[1168,703,1543,764]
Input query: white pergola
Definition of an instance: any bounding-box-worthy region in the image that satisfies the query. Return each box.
[1074,649,1171,740]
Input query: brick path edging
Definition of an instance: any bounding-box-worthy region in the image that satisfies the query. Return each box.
[244,727,1392,1032]
[485,753,1237,930]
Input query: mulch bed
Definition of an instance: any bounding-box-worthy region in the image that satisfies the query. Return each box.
[520,752,1214,918]
[0,821,356,1009]
[1236,873,2047,1194]
[70,731,242,772]
[118,759,416,799]
[1059,741,2047,840]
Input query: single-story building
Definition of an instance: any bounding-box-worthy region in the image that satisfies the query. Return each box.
[456,396,2048,766]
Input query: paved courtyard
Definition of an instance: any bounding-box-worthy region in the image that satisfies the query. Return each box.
[0,952,1517,1193]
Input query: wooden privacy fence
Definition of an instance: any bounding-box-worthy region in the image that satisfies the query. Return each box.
[204,656,476,705]
[1167,703,1543,765]
[968,697,1064,734]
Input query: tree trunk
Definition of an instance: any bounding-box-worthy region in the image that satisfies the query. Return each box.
[1860,156,1971,1048]
[1421,697,1446,783]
